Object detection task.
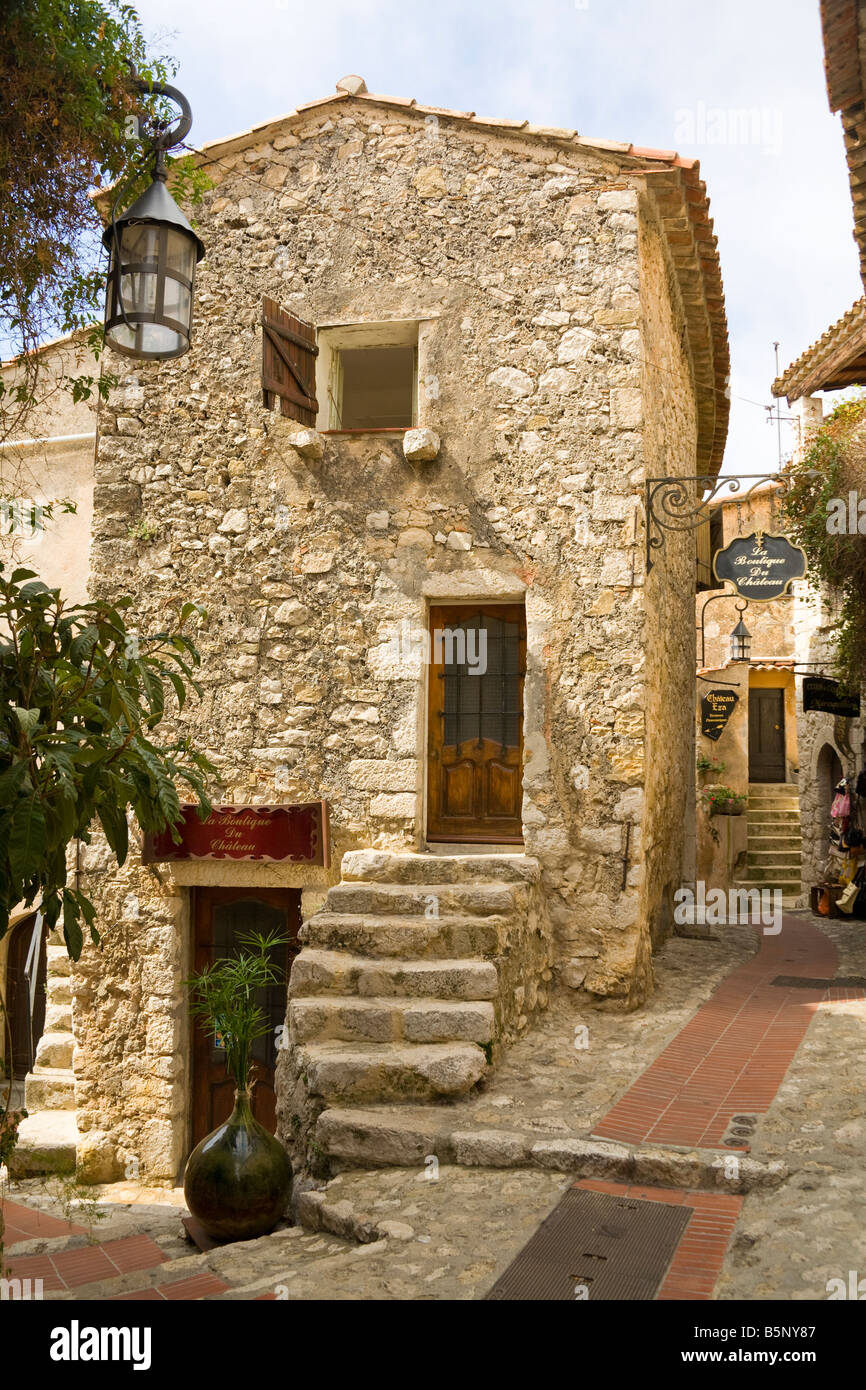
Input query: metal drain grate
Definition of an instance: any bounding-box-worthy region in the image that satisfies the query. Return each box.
[485,1188,692,1301]
[771,975,866,989]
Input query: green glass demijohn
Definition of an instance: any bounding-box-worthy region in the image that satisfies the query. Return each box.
[183,928,292,1243]
[183,1089,292,1243]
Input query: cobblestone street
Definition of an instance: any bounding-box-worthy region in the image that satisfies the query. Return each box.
[5,909,863,1302]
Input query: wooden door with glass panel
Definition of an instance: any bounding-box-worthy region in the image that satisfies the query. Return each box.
[190,887,301,1149]
[427,604,525,843]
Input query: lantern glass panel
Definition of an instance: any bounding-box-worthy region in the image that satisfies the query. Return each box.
[120,271,157,315]
[121,222,160,269]
[162,277,191,327]
[164,227,197,282]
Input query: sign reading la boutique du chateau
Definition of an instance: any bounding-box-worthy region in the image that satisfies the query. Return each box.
[142,802,330,866]
[701,689,739,741]
[712,531,807,601]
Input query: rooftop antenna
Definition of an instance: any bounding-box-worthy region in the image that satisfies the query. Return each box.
[772,341,783,468]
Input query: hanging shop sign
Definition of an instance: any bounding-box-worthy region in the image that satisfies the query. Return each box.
[712,532,807,601]
[701,689,739,741]
[141,802,330,866]
[802,677,861,719]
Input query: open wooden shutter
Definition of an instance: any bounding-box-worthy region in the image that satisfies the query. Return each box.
[261,296,319,425]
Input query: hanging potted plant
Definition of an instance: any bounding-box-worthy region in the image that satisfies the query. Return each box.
[183,929,292,1243]
[701,785,747,817]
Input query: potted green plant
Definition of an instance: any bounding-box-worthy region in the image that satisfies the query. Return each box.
[701,785,747,817]
[183,929,292,1243]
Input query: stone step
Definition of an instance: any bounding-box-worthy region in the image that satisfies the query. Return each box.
[739,863,802,881]
[735,877,801,894]
[340,848,540,887]
[314,1108,788,1191]
[303,912,511,960]
[25,1067,76,1110]
[747,834,802,850]
[35,1030,75,1069]
[748,783,800,793]
[297,1041,488,1104]
[45,945,72,977]
[747,809,801,822]
[289,949,499,1000]
[46,977,73,1006]
[326,881,522,919]
[7,1110,78,1177]
[748,799,800,812]
[44,1002,73,1032]
[746,850,802,866]
[290,996,495,1045]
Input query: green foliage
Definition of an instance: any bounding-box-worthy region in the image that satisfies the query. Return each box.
[0,2,210,439]
[186,932,288,1094]
[701,785,747,815]
[0,563,213,959]
[696,752,726,775]
[41,1173,107,1243]
[782,395,866,690]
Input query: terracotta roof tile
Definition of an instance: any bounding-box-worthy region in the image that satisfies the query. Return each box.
[772,296,866,400]
[821,0,866,283]
[628,145,678,161]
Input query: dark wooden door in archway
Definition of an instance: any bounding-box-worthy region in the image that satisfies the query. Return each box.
[190,887,301,1150]
[427,603,525,843]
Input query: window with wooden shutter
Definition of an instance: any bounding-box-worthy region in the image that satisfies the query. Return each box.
[261,296,319,425]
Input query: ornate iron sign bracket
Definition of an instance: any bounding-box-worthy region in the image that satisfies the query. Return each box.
[645,471,791,574]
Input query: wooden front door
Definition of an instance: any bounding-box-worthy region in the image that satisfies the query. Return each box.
[190,887,301,1150]
[749,688,786,782]
[427,603,525,843]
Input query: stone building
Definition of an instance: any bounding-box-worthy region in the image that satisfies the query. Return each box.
[0,334,97,1125]
[12,79,730,1182]
[695,484,865,907]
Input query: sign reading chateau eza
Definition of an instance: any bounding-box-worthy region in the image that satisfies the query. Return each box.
[701,689,739,741]
[142,802,329,865]
[713,532,807,602]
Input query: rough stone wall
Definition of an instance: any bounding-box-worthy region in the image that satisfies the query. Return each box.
[793,584,866,894]
[73,100,709,1176]
[0,334,97,603]
[636,198,699,969]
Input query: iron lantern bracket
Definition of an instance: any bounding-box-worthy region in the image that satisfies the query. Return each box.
[645,471,792,575]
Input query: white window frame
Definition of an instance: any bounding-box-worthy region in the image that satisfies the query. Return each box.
[315,319,430,432]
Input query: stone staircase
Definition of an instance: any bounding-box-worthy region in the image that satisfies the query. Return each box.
[9,933,78,1176]
[285,849,551,1165]
[734,783,802,906]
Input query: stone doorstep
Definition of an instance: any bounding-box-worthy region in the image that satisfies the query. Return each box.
[289,949,499,1000]
[340,849,541,886]
[326,881,524,917]
[313,1108,787,1196]
[8,1110,78,1177]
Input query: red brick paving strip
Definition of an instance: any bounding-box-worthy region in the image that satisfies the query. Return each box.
[5,1233,169,1291]
[1,1198,85,1245]
[594,915,837,1149]
[575,1179,742,1300]
[109,1272,231,1301]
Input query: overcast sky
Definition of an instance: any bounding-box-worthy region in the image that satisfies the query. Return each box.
[132,0,863,476]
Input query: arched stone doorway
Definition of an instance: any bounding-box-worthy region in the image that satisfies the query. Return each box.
[816,742,844,862]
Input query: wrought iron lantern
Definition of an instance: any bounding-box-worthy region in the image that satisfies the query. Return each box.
[730,616,752,663]
[103,81,205,360]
